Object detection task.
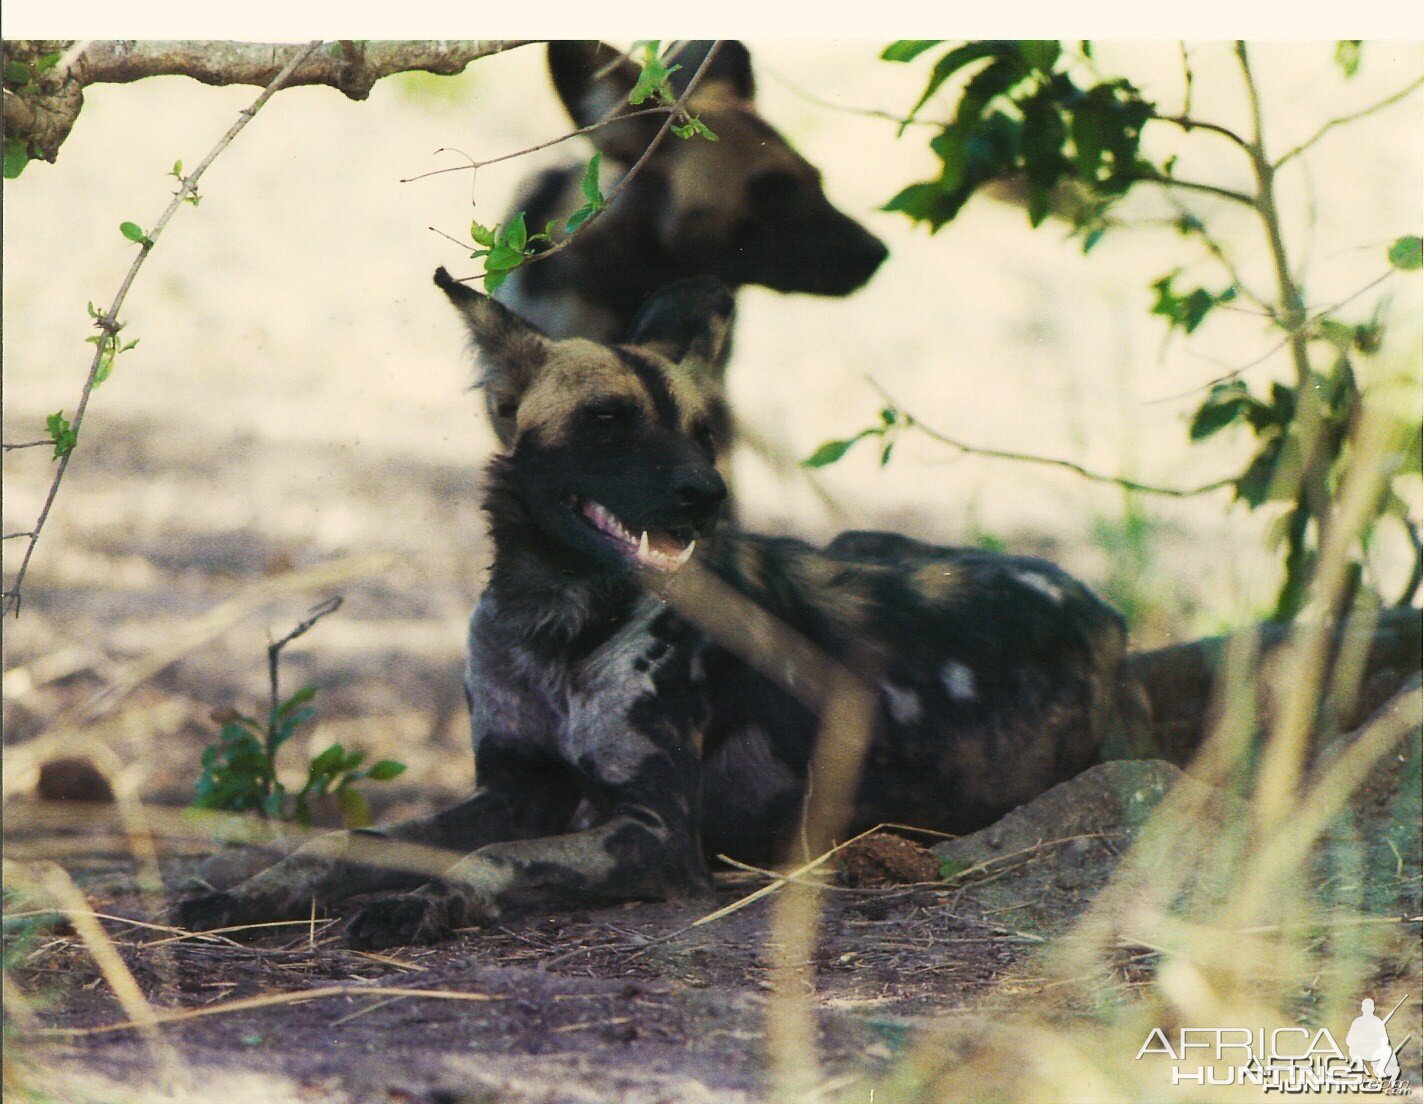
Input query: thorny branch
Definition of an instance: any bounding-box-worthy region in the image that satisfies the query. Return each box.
[2,41,325,618]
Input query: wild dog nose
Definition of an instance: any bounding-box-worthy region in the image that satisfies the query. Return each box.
[673,467,727,519]
[854,234,889,278]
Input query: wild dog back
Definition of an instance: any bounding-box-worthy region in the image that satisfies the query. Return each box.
[689,532,1128,858]
[495,41,889,353]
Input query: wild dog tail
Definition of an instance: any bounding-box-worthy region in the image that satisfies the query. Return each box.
[1104,606,1421,766]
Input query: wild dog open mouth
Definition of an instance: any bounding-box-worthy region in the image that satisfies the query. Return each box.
[577,499,696,572]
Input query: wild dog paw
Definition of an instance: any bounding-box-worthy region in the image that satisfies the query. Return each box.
[345,893,458,950]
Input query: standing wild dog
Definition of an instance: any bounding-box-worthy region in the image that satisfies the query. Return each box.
[494,41,888,357]
[177,271,1130,950]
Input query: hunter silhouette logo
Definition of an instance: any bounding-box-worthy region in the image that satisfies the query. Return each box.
[1348,998,1403,1082]
[1136,994,1412,1093]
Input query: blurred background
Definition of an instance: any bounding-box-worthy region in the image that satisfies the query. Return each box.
[3,40,1421,811]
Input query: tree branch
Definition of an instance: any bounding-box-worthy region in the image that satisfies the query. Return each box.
[3,41,326,618]
[3,40,533,165]
[868,382,1235,498]
[1274,73,1424,169]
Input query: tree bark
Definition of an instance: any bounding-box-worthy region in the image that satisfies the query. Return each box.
[3,40,533,166]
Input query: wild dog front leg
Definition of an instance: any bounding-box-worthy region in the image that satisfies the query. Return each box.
[346,742,708,949]
[178,752,578,933]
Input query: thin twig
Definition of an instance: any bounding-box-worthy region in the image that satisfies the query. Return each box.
[1155,115,1251,153]
[265,595,343,805]
[2,440,50,450]
[1144,268,1395,404]
[2,40,325,619]
[399,106,676,183]
[869,381,1235,498]
[1274,74,1424,168]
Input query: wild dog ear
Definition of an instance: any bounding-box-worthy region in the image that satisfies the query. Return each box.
[626,277,735,378]
[434,267,551,443]
[547,41,664,163]
[668,41,754,102]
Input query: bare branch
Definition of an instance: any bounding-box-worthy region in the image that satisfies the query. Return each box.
[867,381,1236,499]
[3,40,532,164]
[3,440,51,451]
[1274,73,1424,169]
[3,41,325,618]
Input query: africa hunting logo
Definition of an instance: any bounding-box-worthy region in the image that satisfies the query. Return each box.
[1136,996,1413,1094]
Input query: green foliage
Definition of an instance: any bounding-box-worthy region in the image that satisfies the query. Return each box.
[1334,40,1362,79]
[803,408,905,468]
[1150,272,1237,334]
[4,137,32,179]
[168,159,201,205]
[44,411,75,459]
[471,155,609,289]
[672,116,717,142]
[1388,234,1422,271]
[870,40,1424,621]
[629,41,681,106]
[882,40,1153,232]
[194,684,406,828]
[938,856,969,879]
[119,220,151,246]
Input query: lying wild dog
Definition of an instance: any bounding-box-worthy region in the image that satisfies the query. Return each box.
[493,41,888,362]
[177,271,1128,950]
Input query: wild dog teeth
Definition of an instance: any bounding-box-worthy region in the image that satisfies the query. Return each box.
[638,531,651,559]
[675,541,696,566]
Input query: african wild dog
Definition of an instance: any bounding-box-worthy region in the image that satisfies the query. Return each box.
[494,41,888,360]
[176,270,1130,949]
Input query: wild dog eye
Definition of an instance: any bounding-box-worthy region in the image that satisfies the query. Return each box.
[693,421,718,454]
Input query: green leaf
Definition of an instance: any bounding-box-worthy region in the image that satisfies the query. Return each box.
[904,41,1010,130]
[1016,40,1060,72]
[4,60,32,87]
[802,431,873,469]
[1387,235,1422,272]
[470,221,497,248]
[278,686,318,716]
[35,52,62,74]
[3,138,31,180]
[504,211,528,252]
[45,411,77,459]
[881,40,944,63]
[119,221,147,244]
[309,744,345,777]
[1189,384,1252,440]
[170,159,183,178]
[580,152,604,207]
[629,46,680,106]
[484,270,509,292]
[486,243,525,272]
[1335,40,1362,78]
[365,759,407,782]
[564,204,598,234]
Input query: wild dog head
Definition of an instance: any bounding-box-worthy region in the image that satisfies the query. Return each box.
[549,41,888,297]
[437,267,733,576]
